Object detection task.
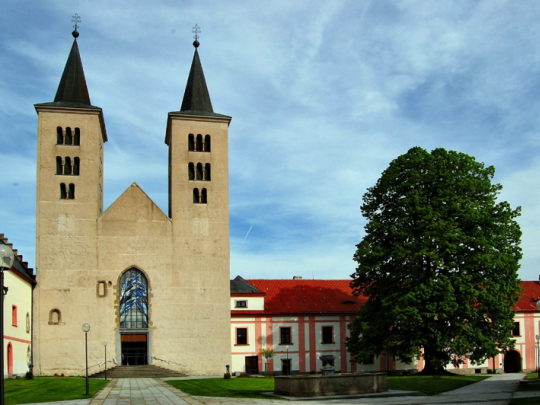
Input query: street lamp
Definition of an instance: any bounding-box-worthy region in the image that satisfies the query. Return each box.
[0,244,14,405]
[103,341,108,380]
[82,323,90,395]
[536,334,540,379]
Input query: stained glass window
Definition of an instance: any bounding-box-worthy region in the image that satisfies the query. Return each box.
[119,269,148,329]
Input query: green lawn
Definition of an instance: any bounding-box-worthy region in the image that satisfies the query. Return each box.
[5,377,109,405]
[509,373,540,405]
[167,374,488,398]
[387,375,488,396]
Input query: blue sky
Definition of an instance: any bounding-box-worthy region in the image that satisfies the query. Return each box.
[2,0,540,281]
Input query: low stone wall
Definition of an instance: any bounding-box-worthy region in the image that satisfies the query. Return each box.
[274,372,388,397]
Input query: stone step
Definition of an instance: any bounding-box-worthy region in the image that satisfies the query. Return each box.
[90,364,185,379]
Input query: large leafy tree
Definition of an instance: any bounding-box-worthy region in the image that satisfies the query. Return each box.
[347,147,522,373]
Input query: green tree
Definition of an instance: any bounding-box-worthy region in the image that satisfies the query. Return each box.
[347,147,522,373]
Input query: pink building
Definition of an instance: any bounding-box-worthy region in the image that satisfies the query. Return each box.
[230,276,540,375]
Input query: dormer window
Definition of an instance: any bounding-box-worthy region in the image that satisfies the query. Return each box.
[235,300,247,308]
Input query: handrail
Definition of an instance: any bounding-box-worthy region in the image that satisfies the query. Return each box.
[152,356,185,367]
[80,358,117,372]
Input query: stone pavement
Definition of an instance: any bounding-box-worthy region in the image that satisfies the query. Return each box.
[17,372,540,405]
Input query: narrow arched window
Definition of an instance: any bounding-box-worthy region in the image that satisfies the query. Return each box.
[201,188,207,204]
[57,127,63,144]
[193,188,199,203]
[26,313,30,333]
[49,309,61,325]
[188,163,195,180]
[60,183,67,199]
[65,127,72,145]
[196,134,203,151]
[56,157,63,175]
[196,163,203,180]
[119,268,149,329]
[64,157,72,175]
[73,157,80,175]
[74,128,80,145]
[205,163,211,181]
[188,134,194,151]
[69,184,75,199]
[204,135,211,152]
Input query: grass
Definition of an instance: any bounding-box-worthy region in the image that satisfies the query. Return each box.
[167,377,276,400]
[509,372,540,405]
[5,377,109,405]
[387,375,488,396]
[166,374,488,399]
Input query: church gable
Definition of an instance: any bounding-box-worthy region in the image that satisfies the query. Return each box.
[100,183,170,229]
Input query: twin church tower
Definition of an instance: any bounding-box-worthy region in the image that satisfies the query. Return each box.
[33,28,231,375]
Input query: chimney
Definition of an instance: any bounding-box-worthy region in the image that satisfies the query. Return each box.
[293,276,302,280]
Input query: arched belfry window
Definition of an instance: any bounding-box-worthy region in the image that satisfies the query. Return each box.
[196,163,203,180]
[64,157,72,175]
[74,128,80,146]
[205,163,211,181]
[188,134,194,151]
[201,188,208,204]
[119,268,149,329]
[56,157,63,175]
[57,127,63,144]
[73,157,80,175]
[193,188,200,203]
[204,135,211,152]
[196,134,203,151]
[188,163,195,180]
[68,183,75,199]
[65,127,72,145]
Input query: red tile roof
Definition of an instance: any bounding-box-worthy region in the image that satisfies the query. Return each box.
[246,279,366,315]
[515,281,540,312]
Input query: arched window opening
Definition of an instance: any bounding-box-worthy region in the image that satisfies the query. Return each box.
[196,134,203,151]
[74,128,80,145]
[26,313,30,333]
[204,135,211,152]
[201,188,208,204]
[193,188,200,204]
[64,157,72,175]
[188,134,195,151]
[57,127,63,144]
[7,343,13,375]
[119,268,149,329]
[65,127,72,145]
[73,157,80,176]
[69,184,75,200]
[49,309,61,325]
[60,184,67,199]
[56,157,63,175]
[196,163,203,180]
[205,163,211,181]
[188,163,195,180]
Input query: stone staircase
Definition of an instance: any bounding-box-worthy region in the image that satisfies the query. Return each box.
[90,364,185,379]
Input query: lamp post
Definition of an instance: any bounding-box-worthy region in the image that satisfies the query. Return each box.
[82,323,90,395]
[0,244,14,405]
[536,334,540,379]
[103,341,108,380]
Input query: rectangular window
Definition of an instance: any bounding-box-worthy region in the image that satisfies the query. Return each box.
[12,305,17,327]
[512,322,520,336]
[235,300,247,308]
[280,327,291,344]
[322,326,333,343]
[236,328,247,345]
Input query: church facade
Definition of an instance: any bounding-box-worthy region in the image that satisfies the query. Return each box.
[33,31,231,376]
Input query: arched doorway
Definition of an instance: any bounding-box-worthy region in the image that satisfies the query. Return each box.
[504,350,522,373]
[119,268,149,366]
[7,343,13,375]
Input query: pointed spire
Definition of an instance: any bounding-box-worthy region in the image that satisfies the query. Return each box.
[180,44,214,114]
[53,33,92,106]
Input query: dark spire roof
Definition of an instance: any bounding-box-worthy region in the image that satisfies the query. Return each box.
[36,32,99,110]
[179,44,215,115]
[54,37,91,106]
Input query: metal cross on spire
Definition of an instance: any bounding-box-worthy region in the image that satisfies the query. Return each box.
[72,13,81,38]
[192,24,201,48]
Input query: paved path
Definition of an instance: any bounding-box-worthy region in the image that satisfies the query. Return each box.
[18,372,540,405]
